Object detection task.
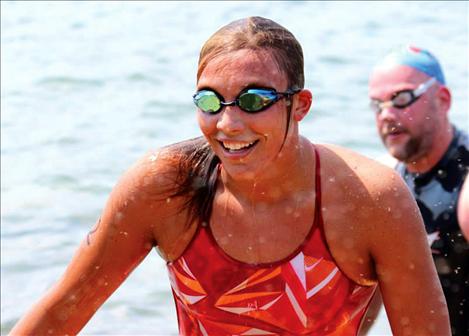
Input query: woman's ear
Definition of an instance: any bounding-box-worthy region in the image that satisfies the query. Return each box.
[292,89,313,121]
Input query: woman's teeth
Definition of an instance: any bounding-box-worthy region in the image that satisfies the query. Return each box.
[222,141,256,152]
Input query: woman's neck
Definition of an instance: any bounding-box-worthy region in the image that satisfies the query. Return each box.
[219,136,315,203]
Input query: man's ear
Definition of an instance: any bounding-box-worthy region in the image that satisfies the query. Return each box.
[292,89,313,121]
[437,86,451,115]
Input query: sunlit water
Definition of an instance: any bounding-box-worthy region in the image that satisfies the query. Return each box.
[1,1,468,335]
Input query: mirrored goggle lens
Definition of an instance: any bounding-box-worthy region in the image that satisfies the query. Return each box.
[194,91,221,114]
[238,89,278,112]
[391,91,414,108]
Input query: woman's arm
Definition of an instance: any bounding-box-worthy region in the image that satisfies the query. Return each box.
[457,177,469,240]
[368,170,450,336]
[10,152,177,335]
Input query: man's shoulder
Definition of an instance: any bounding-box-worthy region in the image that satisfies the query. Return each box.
[454,126,469,149]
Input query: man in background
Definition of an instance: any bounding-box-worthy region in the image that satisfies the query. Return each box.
[368,45,468,335]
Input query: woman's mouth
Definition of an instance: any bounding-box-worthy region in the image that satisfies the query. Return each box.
[219,140,258,153]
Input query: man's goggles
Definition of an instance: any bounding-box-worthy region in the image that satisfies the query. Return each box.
[370,77,437,114]
[193,87,301,114]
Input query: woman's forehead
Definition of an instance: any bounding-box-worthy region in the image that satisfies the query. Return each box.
[197,49,287,89]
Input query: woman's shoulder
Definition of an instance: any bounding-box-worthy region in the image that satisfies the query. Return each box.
[315,142,415,230]
[315,143,401,192]
[106,137,209,216]
[123,137,209,189]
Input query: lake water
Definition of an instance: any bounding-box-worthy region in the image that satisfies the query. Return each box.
[1,1,468,335]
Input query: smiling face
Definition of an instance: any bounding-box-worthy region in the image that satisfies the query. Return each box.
[196,48,295,181]
[369,65,442,163]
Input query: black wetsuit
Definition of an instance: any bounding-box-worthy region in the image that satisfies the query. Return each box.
[396,126,469,336]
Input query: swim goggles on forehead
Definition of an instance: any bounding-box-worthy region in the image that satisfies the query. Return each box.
[193,87,301,114]
[370,77,437,114]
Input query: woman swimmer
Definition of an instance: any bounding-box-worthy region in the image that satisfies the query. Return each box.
[11,16,450,335]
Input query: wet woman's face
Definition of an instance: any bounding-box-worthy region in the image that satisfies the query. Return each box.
[196,49,291,181]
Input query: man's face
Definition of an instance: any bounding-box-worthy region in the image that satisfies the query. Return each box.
[368,65,440,163]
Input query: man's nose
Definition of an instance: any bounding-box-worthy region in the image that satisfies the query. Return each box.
[378,102,399,121]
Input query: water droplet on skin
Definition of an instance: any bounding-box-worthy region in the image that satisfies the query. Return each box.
[247,246,253,251]
[357,258,364,264]
[343,238,354,249]
[95,265,100,270]
[409,263,415,270]
[120,231,128,236]
[166,197,171,203]
[115,212,124,222]
[328,177,336,183]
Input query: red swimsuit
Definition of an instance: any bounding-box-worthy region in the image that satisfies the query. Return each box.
[166,149,377,335]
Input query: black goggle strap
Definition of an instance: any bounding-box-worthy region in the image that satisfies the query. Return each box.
[280,88,302,150]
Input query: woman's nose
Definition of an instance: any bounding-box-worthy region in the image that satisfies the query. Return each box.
[216,106,245,134]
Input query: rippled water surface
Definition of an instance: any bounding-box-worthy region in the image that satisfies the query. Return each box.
[1,1,468,334]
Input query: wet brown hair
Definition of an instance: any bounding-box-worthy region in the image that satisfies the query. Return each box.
[197,16,304,90]
[173,17,305,226]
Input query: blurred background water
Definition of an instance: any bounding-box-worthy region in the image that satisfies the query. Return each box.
[1,1,468,335]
